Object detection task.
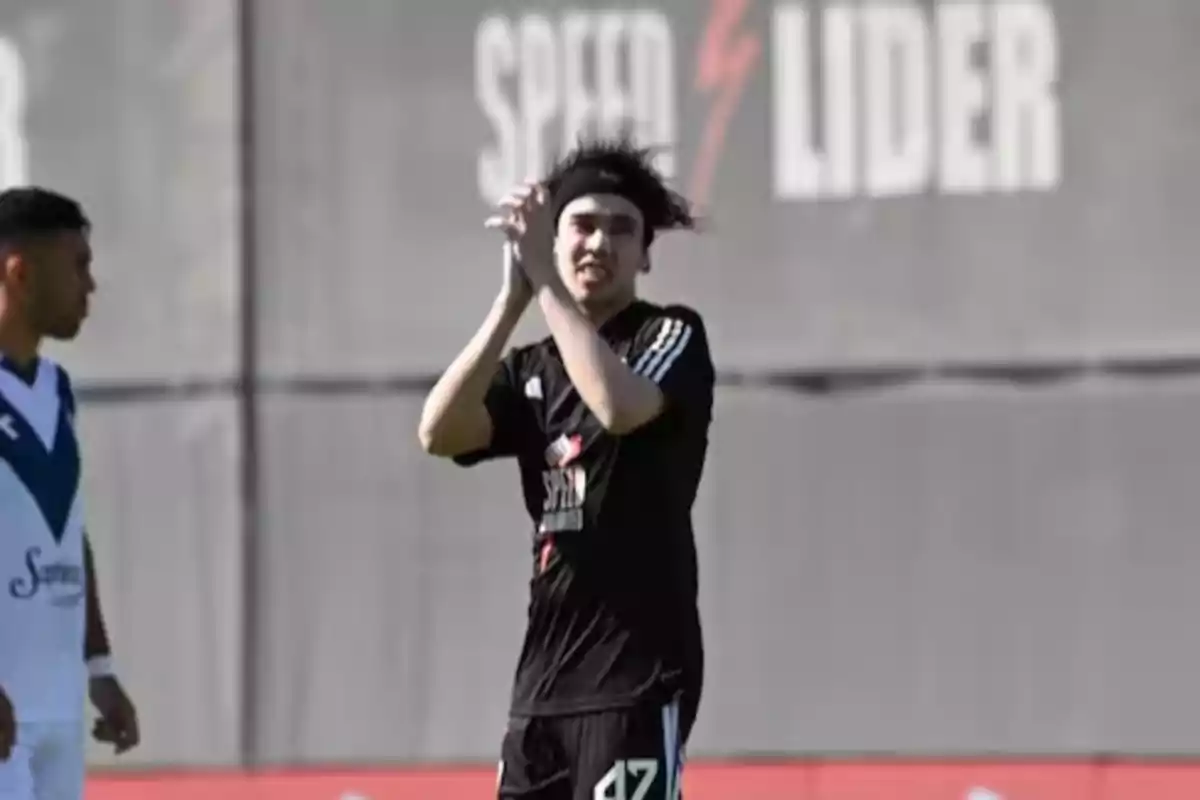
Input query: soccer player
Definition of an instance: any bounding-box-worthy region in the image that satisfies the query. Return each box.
[0,187,139,800]
[419,140,713,800]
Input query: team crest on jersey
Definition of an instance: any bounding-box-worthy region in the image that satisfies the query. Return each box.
[545,433,582,467]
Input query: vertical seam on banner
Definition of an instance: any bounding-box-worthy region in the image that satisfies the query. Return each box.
[236,0,262,769]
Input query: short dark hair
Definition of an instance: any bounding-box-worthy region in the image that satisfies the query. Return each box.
[546,137,695,247]
[0,187,90,243]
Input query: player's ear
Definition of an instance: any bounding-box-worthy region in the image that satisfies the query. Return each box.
[0,249,21,286]
[7,252,31,289]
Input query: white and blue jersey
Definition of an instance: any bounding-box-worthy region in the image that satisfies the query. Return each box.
[0,356,86,723]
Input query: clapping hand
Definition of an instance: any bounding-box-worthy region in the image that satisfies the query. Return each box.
[486,182,558,290]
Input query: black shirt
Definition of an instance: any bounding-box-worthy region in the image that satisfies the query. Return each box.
[454,300,714,717]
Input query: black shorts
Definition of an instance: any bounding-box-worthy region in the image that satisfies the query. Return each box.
[497,697,693,800]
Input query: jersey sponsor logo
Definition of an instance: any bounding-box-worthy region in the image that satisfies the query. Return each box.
[540,463,586,534]
[8,545,84,607]
[542,435,586,532]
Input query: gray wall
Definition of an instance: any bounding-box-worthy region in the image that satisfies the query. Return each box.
[2,0,1197,768]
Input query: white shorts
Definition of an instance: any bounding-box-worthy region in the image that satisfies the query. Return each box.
[0,721,84,800]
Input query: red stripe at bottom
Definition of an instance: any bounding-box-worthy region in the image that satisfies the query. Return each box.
[85,760,1200,800]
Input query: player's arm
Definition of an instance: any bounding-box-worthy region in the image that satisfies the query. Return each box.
[634,307,715,433]
[536,283,660,433]
[83,533,141,754]
[83,533,113,671]
[69,366,114,671]
[418,293,528,458]
[536,288,710,435]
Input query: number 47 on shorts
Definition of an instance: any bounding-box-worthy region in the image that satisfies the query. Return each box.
[594,758,672,800]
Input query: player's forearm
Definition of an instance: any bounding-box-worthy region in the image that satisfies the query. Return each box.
[537,285,662,434]
[419,294,525,454]
[83,535,112,664]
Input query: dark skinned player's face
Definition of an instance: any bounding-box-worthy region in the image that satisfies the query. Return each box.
[14,229,95,341]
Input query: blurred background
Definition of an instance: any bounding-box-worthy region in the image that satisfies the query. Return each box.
[5,0,1200,796]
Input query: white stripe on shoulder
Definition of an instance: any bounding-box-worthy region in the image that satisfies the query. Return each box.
[631,319,675,375]
[633,318,691,382]
[633,318,693,384]
[649,324,693,383]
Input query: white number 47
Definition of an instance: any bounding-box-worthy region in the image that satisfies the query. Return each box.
[593,758,660,800]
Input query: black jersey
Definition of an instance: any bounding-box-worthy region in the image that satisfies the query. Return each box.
[454,299,714,717]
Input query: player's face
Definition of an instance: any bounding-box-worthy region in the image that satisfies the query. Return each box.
[22,229,95,341]
[554,194,646,311]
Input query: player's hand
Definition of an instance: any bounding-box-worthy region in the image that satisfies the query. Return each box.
[0,684,14,761]
[486,182,558,289]
[89,676,139,755]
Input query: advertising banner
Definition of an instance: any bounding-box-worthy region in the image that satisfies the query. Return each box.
[252,0,1200,374]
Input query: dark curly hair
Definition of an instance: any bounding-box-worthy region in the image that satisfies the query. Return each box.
[546,137,695,247]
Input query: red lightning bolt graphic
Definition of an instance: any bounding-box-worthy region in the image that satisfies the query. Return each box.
[690,0,761,210]
[539,536,555,574]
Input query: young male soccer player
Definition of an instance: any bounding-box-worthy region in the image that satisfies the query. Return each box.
[420,140,714,800]
[0,187,139,800]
